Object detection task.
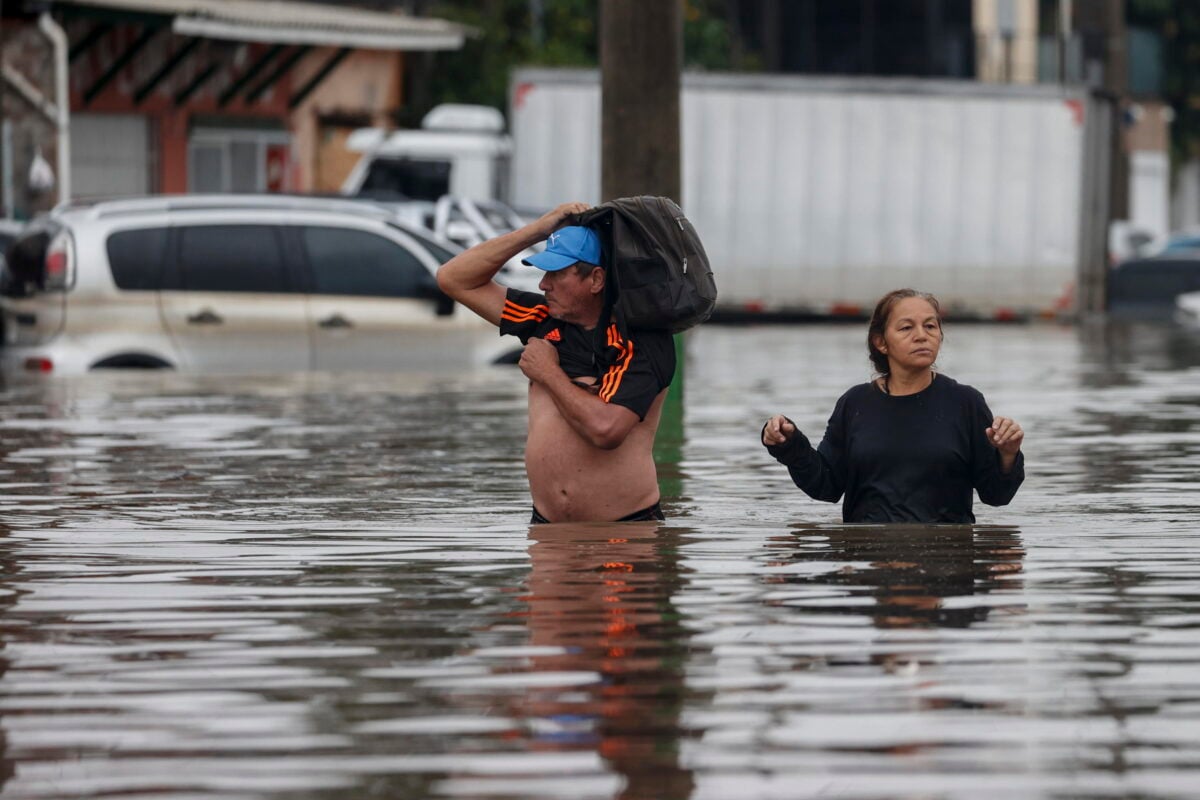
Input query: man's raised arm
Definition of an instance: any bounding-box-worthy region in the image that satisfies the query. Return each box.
[436,201,591,326]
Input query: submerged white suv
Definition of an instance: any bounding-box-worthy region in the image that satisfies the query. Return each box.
[0,195,523,374]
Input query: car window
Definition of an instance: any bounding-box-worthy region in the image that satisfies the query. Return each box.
[388,223,458,264]
[302,226,435,298]
[411,236,456,264]
[107,227,168,290]
[176,225,293,293]
[359,158,450,202]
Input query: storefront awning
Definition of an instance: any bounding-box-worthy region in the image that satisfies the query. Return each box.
[54,0,468,51]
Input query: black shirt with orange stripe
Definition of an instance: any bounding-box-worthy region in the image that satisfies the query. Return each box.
[500,289,675,420]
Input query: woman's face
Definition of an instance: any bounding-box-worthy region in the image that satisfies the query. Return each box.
[875,297,942,373]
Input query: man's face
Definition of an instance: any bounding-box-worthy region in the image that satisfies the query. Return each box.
[539,264,603,325]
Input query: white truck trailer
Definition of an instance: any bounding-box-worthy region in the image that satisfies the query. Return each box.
[511,69,1112,320]
[344,71,1113,319]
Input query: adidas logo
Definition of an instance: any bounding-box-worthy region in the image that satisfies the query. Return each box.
[544,328,562,342]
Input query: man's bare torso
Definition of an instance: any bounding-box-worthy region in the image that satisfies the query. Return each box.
[525,378,666,522]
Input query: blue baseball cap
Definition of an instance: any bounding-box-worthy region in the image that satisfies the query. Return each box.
[522,226,602,272]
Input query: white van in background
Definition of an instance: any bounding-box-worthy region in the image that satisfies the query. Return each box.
[341,104,512,206]
[339,105,545,292]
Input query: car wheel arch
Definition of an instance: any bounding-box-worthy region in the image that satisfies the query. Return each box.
[90,353,175,370]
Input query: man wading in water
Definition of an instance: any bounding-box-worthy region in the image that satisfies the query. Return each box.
[437,202,676,523]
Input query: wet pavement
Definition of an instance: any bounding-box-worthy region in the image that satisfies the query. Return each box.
[1,319,1199,799]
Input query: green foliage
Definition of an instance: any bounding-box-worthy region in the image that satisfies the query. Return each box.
[684,0,738,71]
[416,1,743,119]
[417,1,594,114]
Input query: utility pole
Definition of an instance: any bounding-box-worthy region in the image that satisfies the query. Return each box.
[1072,0,1128,318]
[1103,0,1129,222]
[599,0,685,481]
[599,0,681,201]
[1056,0,1071,84]
[1,0,8,218]
[1076,0,1128,220]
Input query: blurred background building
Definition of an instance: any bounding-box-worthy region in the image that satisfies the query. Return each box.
[0,0,466,216]
[2,0,1196,239]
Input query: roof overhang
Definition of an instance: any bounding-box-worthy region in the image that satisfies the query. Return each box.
[52,0,468,51]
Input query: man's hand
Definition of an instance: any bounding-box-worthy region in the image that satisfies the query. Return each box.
[529,201,591,240]
[519,338,561,385]
[437,200,591,328]
[762,414,796,446]
[521,337,640,451]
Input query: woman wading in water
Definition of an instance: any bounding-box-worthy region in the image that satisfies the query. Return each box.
[761,289,1025,523]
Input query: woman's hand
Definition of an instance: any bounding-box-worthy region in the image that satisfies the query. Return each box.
[762,415,796,447]
[986,416,1024,472]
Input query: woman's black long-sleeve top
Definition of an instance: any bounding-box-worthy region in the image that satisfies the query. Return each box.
[765,374,1024,523]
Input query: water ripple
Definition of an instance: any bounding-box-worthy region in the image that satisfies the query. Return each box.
[2,324,1200,798]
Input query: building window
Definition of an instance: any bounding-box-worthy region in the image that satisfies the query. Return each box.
[187,128,291,193]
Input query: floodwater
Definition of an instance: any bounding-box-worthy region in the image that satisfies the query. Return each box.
[1,320,1199,800]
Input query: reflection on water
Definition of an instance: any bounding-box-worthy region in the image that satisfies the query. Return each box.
[522,523,694,800]
[767,525,1024,632]
[1,320,1200,799]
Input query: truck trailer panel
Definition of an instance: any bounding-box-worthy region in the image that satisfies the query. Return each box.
[510,69,1111,318]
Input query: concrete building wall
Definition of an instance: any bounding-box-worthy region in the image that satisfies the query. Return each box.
[289,49,404,193]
